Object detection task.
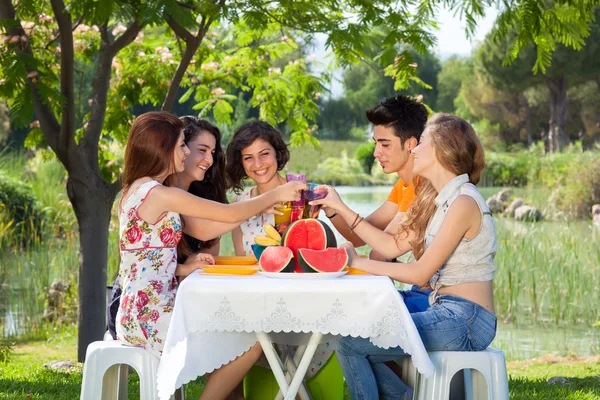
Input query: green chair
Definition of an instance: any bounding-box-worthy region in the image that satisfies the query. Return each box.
[244,352,344,400]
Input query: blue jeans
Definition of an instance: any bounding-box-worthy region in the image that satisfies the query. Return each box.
[336,295,497,400]
[401,285,432,313]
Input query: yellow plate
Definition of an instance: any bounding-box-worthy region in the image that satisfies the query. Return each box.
[346,267,369,275]
[214,256,258,265]
[201,266,258,275]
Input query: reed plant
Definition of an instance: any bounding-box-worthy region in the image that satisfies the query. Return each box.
[494,217,600,326]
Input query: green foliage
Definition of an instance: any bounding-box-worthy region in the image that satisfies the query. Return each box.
[436,56,473,113]
[482,152,532,187]
[354,142,376,174]
[311,150,371,186]
[0,170,46,248]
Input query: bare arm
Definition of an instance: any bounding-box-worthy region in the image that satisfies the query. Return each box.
[232,226,245,256]
[182,217,239,241]
[138,181,305,225]
[348,196,480,286]
[312,189,412,259]
[327,201,398,247]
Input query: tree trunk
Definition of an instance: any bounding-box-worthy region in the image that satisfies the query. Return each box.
[67,175,117,362]
[547,76,569,152]
[522,95,533,146]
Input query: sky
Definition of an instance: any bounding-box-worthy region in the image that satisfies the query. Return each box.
[315,6,499,98]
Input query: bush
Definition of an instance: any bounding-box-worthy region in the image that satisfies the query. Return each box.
[481,152,530,187]
[354,142,376,174]
[311,150,372,186]
[0,170,47,247]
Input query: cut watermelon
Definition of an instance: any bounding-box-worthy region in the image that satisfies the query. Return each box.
[259,246,294,273]
[298,248,348,273]
[281,219,337,272]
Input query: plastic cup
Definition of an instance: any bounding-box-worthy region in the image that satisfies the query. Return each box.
[286,173,306,208]
[303,183,328,219]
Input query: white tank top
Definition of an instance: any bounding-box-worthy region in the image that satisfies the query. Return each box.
[425,174,497,300]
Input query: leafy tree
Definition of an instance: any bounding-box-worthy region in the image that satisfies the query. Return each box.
[436,56,472,113]
[1,0,599,360]
[477,6,600,152]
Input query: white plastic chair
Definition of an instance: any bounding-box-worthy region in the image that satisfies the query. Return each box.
[402,347,509,400]
[80,339,185,400]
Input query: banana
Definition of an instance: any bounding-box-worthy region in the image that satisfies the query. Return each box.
[263,224,282,243]
[254,235,280,246]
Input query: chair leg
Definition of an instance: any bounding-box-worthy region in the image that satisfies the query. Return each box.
[117,364,129,400]
[102,364,121,400]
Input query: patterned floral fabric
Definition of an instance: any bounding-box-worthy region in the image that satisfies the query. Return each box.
[116,180,182,358]
[232,187,275,256]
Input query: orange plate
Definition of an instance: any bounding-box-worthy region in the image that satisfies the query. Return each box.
[214,256,258,265]
[201,266,258,275]
[346,267,369,275]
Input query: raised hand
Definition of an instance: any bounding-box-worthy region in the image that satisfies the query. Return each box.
[309,185,345,212]
[275,180,307,203]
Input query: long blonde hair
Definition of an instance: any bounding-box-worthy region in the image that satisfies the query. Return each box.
[402,113,485,259]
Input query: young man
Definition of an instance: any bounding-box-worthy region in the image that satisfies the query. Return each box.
[325,95,427,261]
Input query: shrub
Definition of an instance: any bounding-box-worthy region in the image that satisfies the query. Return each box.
[311,150,372,186]
[354,142,376,174]
[0,170,47,248]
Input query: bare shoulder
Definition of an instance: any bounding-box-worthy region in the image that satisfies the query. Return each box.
[448,195,482,235]
[452,194,480,213]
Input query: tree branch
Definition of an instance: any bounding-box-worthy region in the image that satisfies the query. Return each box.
[50,0,76,165]
[109,21,142,56]
[0,0,62,158]
[166,17,195,43]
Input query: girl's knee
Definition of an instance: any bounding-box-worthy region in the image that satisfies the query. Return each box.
[336,336,367,357]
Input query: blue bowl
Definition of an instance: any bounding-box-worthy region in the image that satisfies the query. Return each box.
[251,244,267,261]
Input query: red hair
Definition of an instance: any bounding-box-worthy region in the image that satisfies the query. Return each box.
[122,111,184,190]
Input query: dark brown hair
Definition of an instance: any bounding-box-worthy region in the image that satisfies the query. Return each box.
[226,121,290,193]
[179,116,228,254]
[366,95,428,148]
[122,111,184,190]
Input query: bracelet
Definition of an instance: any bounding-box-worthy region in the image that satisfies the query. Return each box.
[350,213,363,231]
[326,211,338,219]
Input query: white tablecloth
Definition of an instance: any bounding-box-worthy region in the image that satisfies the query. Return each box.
[156,273,434,400]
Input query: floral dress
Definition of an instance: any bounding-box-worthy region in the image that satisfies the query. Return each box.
[116,180,182,358]
[233,186,333,379]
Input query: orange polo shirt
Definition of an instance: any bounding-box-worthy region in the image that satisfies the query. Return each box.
[387,178,417,212]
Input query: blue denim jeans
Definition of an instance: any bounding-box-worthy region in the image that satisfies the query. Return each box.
[401,285,432,313]
[336,294,497,400]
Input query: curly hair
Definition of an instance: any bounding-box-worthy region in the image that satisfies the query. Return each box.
[366,95,428,148]
[179,116,228,255]
[226,121,290,193]
[401,113,485,259]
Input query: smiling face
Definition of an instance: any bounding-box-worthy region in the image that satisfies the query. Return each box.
[411,128,436,178]
[373,125,412,175]
[241,138,278,184]
[172,131,190,174]
[181,131,216,182]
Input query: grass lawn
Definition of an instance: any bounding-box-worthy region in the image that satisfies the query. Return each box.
[2,326,599,400]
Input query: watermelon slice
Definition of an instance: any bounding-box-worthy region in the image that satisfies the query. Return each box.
[298,248,348,273]
[259,246,294,273]
[281,219,337,272]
